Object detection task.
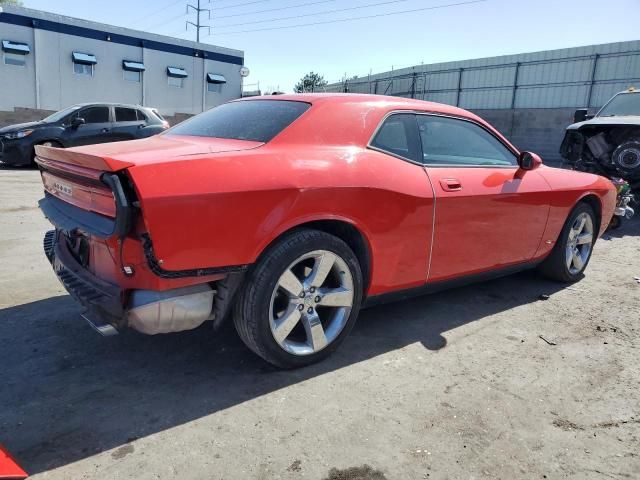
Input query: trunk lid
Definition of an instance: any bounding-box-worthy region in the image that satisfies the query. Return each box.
[36,135,263,171]
[35,135,262,238]
[35,135,262,171]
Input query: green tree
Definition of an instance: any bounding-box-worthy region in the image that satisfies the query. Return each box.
[294,72,328,93]
[0,0,24,5]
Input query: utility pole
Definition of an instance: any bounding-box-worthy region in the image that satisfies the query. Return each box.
[186,0,210,43]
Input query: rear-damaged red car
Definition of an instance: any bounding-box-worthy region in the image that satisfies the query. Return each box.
[36,94,616,367]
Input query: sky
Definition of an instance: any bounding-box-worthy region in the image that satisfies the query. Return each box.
[15,0,640,92]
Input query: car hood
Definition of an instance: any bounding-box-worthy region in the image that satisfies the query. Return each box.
[0,120,43,134]
[566,115,640,130]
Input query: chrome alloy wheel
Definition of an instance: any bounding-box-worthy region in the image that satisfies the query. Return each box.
[269,250,354,356]
[565,212,594,275]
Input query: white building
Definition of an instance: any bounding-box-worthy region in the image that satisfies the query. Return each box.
[0,5,245,121]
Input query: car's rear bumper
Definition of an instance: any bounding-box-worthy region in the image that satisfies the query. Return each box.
[0,138,33,166]
[44,230,126,330]
[44,229,216,335]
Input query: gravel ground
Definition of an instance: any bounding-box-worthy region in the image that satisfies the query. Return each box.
[1,167,639,480]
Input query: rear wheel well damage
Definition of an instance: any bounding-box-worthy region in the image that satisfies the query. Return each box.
[212,219,372,329]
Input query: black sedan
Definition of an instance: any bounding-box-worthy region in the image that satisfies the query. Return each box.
[0,103,169,167]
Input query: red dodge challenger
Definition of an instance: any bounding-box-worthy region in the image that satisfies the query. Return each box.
[36,94,616,368]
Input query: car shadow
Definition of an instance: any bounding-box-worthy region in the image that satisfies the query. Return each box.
[0,270,565,474]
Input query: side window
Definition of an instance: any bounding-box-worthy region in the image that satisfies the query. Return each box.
[417,115,516,166]
[370,114,419,161]
[136,110,148,122]
[78,107,110,124]
[115,107,138,122]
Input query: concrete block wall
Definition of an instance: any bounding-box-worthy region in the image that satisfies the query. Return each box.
[472,108,578,165]
[0,107,55,128]
[1,106,576,165]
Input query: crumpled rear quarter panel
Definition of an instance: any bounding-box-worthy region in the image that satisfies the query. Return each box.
[127,146,435,296]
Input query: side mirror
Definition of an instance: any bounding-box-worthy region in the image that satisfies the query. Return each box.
[71,117,85,128]
[573,108,589,123]
[517,151,542,171]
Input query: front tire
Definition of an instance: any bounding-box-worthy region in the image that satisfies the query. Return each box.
[538,203,597,282]
[233,229,363,368]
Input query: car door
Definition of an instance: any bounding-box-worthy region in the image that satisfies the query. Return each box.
[62,106,113,147]
[111,107,146,141]
[417,113,551,282]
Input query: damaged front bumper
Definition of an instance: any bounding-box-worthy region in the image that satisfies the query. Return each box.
[44,230,215,335]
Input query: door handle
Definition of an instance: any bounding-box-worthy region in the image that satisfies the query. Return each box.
[101,128,110,133]
[440,178,462,191]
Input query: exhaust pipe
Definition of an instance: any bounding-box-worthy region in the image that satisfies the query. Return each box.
[81,312,119,336]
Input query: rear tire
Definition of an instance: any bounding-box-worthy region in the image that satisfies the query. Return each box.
[538,203,597,282]
[233,229,363,368]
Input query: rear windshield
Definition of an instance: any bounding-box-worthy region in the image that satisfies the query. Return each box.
[167,100,310,142]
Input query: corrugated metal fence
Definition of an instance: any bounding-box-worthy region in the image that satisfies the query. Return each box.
[325,41,640,110]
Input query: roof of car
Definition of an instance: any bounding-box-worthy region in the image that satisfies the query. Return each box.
[240,93,476,118]
[71,102,152,109]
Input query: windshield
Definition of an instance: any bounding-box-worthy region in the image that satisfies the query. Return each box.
[167,100,310,142]
[42,105,82,123]
[597,92,640,117]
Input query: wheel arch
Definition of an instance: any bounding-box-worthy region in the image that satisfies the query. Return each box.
[34,139,65,150]
[30,139,64,165]
[254,217,374,296]
[576,193,603,234]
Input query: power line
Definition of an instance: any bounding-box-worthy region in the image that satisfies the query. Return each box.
[215,0,416,29]
[129,0,184,28]
[146,12,188,32]
[215,0,338,20]
[213,0,274,11]
[210,0,487,36]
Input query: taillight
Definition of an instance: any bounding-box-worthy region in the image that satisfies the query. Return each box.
[42,171,116,217]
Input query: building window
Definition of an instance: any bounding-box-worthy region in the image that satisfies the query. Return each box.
[2,40,30,67]
[206,73,226,93]
[72,52,97,77]
[124,70,141,82]
[74,63,93,76]
[123,60,144,83]
[4,52,26,67]
[167,66,188,88]
[168,76,183,88]
[207,83,222,93]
